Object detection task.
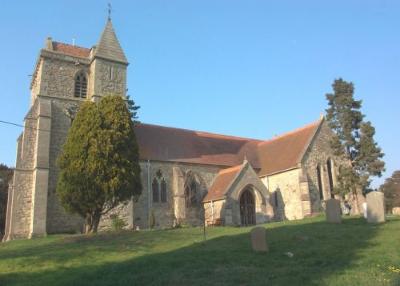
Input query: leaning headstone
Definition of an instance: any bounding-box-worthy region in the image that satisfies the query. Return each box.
[250,227,268,252]
[392,207,400,216]
[325,199,342,223]
[366,192,385,223]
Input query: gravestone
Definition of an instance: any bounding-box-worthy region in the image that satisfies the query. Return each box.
[250,227,268,252]
[362,202,368,219]
[325,199,342,223]
[225,209,233,225]
[366,192,385,223]
[392,207,400,216]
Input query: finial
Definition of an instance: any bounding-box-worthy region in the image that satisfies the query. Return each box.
[107,3,112,20]
[320,112,325,120]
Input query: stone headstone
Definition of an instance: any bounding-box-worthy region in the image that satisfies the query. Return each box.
[362,202,368,219]
[325,199,342,223]
[225,209,233,225]
[250,227,268,252]
[366,192,385,223]
[392,207,400,216]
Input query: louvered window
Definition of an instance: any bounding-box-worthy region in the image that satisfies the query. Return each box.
[74,72,87,98]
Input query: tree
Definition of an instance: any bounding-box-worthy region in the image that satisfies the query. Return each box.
[57,95,142,234]
[126,94,140,123]
[380,170,400,212]
[0,164,13,236]
[325,78,385,196]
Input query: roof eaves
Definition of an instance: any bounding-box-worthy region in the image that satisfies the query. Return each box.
[259,166,301,178]
[202,162,248,203]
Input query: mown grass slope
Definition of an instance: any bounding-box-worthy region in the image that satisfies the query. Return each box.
[0,216,399,286]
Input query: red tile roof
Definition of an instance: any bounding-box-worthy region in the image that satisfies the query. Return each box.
[203,164,243,202]
[134,119,322,177]
[52,42,91,58]
[257,120,321,176]
[134,123,262,167]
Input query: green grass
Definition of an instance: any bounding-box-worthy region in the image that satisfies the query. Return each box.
[1,216,399,286]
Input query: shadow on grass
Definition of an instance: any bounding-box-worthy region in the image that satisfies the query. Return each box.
[0,217,397,286]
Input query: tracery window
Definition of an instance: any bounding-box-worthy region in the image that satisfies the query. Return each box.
[152,170,167,203]
[327,159,335,198]
[316,165,324,200]
[160,178,167,203]
[152,178,159,203]
[274,191,279,207]
[74,72,87,98]
[185,180,197,208]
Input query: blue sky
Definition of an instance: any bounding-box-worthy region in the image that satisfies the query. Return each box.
[0,1,398,187]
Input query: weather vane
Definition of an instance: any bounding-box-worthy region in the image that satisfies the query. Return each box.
[108,3,112,20]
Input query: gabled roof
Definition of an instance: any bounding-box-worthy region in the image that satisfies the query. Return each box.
[257,119,322,176]
[134,119,323,177]
[134,123,262,167]
[52,42,91,58]
[93,19,128,64]
[203,164,244,202]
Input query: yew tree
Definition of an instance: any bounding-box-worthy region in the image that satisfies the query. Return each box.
[380,170,400,211]
[57,95,142,233]
[0,164,13,236]
[325,78,385,196]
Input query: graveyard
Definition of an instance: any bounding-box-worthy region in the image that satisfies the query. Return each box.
[0,215,399,286]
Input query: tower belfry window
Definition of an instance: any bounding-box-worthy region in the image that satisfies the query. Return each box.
[74,72,87,98]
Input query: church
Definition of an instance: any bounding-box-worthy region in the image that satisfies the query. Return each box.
[3,19,363,241]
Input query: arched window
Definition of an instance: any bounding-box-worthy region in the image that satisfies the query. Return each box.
[327,159,334,198]
[74,72,87,98]
[316,165,324,200]
[274,191,279,207]
[152,178,159,203]
[185,180,197,208]
[160,178,167,203]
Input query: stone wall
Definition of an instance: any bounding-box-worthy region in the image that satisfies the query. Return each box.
[204,199,225,225]
[301,120,347,213]
[98,201,133,231]
[90,59,127,100]
[39,51,90,99]
[134,161,220,229]
[6,170,33,239]
[46,99,84,234]
[30,59,43,105]
[262,168,304,220]
[3,100,40,240]
[225,163,273,225]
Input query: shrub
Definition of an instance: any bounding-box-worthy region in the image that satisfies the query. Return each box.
[110,214,127,231]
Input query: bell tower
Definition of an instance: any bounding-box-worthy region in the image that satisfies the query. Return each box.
[89,19,128,101]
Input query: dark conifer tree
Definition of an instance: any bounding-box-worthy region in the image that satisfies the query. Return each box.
[325,79,385,196]
[57,95,142,233]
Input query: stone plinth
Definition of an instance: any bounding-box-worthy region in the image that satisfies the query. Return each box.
[366,192,385,223]
[250,227,268,252]
[392,207,400,216]
[325,199,342,223]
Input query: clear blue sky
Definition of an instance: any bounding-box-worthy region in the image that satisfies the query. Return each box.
[0,1,399,187]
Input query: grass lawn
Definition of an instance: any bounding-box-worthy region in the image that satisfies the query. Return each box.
[0,216,399,286]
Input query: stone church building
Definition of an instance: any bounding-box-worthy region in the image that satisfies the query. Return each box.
[3,19,363,241]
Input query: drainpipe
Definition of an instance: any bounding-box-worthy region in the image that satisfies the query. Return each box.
[211,200,214,223]
[147,160,151,227]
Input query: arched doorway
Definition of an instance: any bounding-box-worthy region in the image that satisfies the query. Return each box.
[240,188,256,226]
